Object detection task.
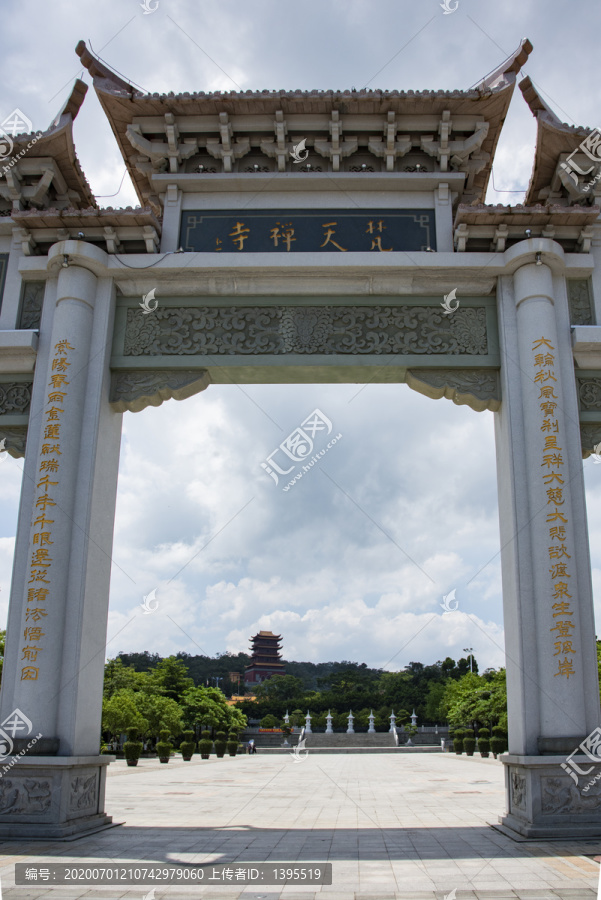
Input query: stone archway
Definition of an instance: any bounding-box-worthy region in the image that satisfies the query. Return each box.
[0,39,600,840]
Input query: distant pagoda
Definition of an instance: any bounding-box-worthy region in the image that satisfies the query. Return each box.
[245,631,285,685]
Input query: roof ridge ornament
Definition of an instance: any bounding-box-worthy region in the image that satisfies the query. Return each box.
[471,37,533,92]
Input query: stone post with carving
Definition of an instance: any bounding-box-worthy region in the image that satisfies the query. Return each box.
[495,240,601,838]
[0,241,122,838]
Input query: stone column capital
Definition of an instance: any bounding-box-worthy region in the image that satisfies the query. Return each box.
[504,237,566,276]
[513,260,555,307]
[47,240,109,278]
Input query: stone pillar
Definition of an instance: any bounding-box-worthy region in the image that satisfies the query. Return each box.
[0,241,122,839]
[495,240,601,838]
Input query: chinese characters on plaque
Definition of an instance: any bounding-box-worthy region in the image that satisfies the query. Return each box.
[533,337,576,679]
[21,339,75,684]
[181,209,436,253]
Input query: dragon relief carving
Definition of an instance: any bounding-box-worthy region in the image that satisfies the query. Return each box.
[511,771,527,811]
[0,778,51,815]
[542,775,601,815]
[123,305,489,357]
[69,773,98,811]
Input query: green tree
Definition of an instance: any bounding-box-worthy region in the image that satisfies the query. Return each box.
[102,690,148,743]
[260,714,278,728]
[180,686,243,734]
[104,657,158,699]
[440,671,506,729]
[135,693,183,738]
[424,682,446,722]
[148,656,194,701]
[253,675,304,703]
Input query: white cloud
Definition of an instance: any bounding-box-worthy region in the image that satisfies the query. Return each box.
[1,0,599,676]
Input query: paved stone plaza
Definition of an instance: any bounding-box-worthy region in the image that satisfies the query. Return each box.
[0,752,598,900]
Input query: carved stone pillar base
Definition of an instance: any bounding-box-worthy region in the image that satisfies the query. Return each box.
[498,754,601,839]
[0,755,117,840]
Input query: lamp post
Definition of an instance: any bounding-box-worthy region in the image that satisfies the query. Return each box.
[463,648,474,673]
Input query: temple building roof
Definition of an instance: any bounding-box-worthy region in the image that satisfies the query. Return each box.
[76,38,533,208]
[7,205,162,256]
[0,81,96,214]
[452,201,598,253]
[520,76,599,207]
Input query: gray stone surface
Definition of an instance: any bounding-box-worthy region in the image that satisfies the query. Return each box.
[0,752,598,899]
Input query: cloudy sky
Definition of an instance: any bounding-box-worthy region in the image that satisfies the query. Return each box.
[0,0,600,674]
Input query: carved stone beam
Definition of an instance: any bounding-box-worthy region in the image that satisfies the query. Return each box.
[13,226,36,256]
[28,167,55,208]
[581,423,601,459]
[109,369,210,413]
[406,368,501,413]
[206,112,250,173]
[314,111,358,171]
[541,224,556,240]
[15,164,70,210]
[422,121,489,173]
[491,223,508,252]
[454,222,469,252]
[127,124,163,158]
[578,226,594,253]
[449,121,490,166]
[164,112,198,174]
[555,154,600,203]
[142,226,159,253]
[126,123,197,175]
[458,152,490,191]
[368,111,411,172]
[1,168,23,208]
[0,425,27,458]
[103,226,123,254]
[260,110,288,172]
[420,111,453,171]
[438,110,452,171]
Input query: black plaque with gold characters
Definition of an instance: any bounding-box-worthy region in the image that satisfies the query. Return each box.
[181,209,436,253]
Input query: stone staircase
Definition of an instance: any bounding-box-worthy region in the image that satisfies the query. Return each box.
[242,730,444,754]
[305,732,396,748]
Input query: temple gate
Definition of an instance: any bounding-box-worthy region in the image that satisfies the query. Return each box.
[0,37,600,838]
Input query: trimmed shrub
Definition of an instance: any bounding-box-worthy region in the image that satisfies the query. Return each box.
[453,729,464,754]
[156,729,173,763]
[260,714,278,728]
[180,730,196,761]
[490,725,508,758]
[478,729,490,758]
[463,729,475,756]
[198,738,213,759]
[215,731,227,758]
[227,740,238,757]
[123,727,143,767]
[199,731,212,758]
